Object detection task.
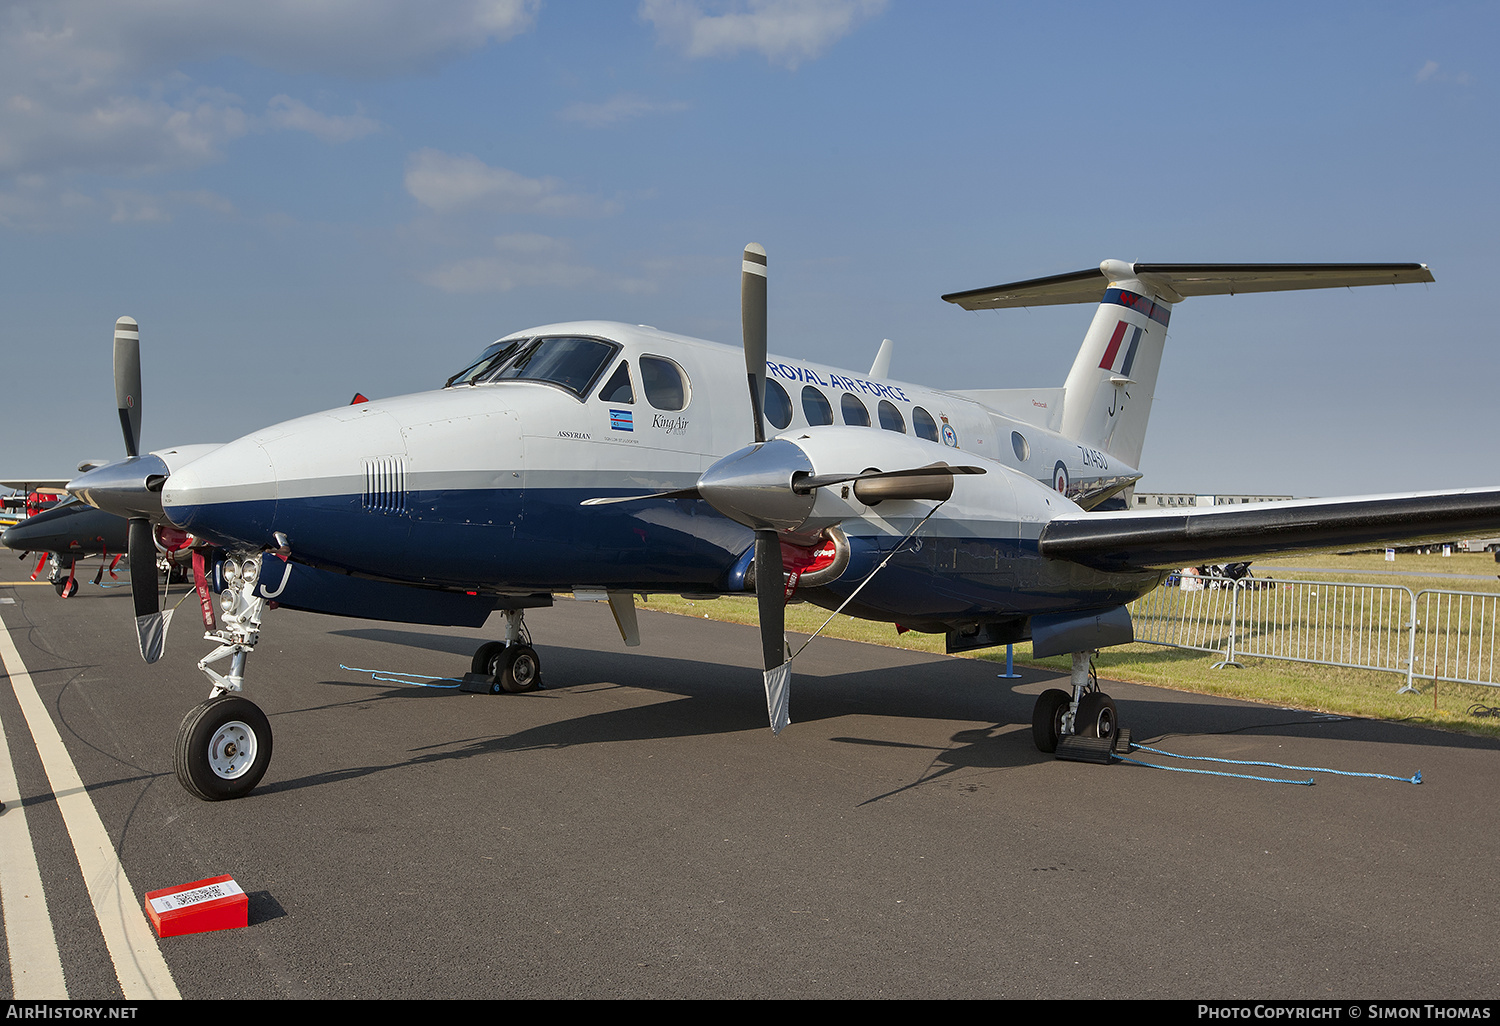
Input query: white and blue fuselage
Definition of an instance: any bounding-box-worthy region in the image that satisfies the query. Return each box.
[162,320,1156,633]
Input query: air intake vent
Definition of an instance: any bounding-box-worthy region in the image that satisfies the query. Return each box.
[363,456,407,513]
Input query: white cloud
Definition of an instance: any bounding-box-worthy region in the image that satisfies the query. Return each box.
[404,149,614,216]
[266,96,382,143]
[421,233,656,294]
[1414,60,1473,86]
[560,93,691,128]
[639,0,886,67]
[0,1,535,180]
[105,189,170,223]
[2,1,538,82]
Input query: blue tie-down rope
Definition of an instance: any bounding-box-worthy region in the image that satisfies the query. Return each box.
[340,664,463,688]
[1120,742,1421,786]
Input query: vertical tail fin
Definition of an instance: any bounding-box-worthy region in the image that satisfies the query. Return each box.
[1057,272,1172,468]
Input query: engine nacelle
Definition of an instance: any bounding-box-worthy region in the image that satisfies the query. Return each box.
[695,426,1071,537]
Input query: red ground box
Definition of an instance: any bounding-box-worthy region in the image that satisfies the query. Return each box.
[144,875,248,938]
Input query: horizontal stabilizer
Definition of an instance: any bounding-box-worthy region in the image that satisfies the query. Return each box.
[943,262,1433,310]
[1038,488,1500,571]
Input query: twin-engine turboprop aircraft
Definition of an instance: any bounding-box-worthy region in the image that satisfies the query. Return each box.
[66,249,1500,801]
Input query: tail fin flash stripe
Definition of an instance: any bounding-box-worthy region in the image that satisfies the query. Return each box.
[1098,321,1128,371]
[1120,327,1143,377]
[1104,288,1171,327]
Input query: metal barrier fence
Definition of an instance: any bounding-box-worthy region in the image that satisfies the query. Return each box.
[1129,574,1500,689]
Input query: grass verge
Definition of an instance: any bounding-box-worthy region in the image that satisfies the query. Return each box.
[638,552,1500,740]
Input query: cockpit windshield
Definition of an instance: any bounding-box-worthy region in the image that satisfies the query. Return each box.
[444,338,528,388]
[488,336,620,398]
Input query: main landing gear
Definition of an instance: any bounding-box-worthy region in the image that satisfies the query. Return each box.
[1031,651,1119,754]
[468,609,543,694]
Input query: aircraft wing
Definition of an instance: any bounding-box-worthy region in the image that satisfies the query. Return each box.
[1037,488,1500,571]
[1,478,72,490]
[942,262,1434,310]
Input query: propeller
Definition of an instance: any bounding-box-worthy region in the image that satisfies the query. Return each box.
[740,244,792,734]
[113,317,170,662]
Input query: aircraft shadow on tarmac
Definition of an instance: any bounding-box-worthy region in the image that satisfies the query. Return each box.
[232,623,1495,800]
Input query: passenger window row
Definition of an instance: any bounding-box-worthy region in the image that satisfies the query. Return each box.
[763,379,942,441]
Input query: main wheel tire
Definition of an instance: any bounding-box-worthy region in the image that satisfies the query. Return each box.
[499,644,541,693]
[54,577,78,598]
[1032,688,1071,754]
[1074,692,1118,742]
[472,641,505,675]
[175,695,273,801]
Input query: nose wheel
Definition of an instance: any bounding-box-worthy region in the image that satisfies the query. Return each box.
[175,695,273,801]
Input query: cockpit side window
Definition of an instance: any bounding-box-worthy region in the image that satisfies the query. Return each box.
[597,360,635,404]
[491,336,620,398]
[444,338,528,388]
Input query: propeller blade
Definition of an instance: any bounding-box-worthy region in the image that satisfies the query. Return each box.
[127,517,167,663]
[580,487,702,507]
[113,318,142,458]
[754,528,790,734]
[794,463,987,494]
[742,244,768,444]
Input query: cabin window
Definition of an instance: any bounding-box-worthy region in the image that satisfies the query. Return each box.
[444,338,528,387]
[802,386,833,426]
[912,407,940,442]
[840,393,870,427]
[765,379,793,430]
[640,355,690,411]
[597,361,634,404]
[491,336,619,398]
[1011,431,1030,462]
[877,400,906,433]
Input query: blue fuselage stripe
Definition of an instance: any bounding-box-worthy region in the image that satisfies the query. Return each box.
[167,488,1161,628]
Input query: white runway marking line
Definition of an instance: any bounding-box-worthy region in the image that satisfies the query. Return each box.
[0,609,180,1000]
[0,664,68,998]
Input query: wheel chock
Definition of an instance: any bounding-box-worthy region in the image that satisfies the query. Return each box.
[1055,734,1114,764]
[1113,728,1132,755]
[145,875,248,938]
[459,672,501,695]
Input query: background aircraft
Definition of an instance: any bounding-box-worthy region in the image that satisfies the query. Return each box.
[2,496,129,596]
[66,249,1500,801]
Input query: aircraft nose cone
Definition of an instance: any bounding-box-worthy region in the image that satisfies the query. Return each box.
[2,515,60,552]
[66,454,168,520]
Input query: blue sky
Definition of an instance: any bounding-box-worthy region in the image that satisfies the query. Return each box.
[2,1,1494,497]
